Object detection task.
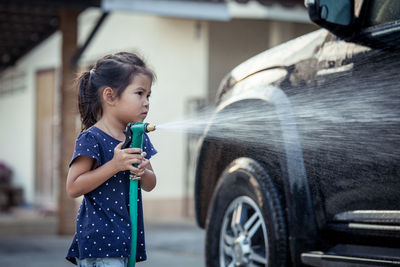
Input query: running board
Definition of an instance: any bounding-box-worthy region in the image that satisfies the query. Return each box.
[301,245,400,266]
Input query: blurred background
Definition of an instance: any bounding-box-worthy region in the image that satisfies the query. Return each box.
[0,0,317,265]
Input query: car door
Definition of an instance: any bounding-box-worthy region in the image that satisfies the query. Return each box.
[296,1,400,243]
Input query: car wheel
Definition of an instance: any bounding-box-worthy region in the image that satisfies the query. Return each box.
[205,158,287,267]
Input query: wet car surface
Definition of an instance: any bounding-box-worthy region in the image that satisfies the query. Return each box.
[194,1,400,266]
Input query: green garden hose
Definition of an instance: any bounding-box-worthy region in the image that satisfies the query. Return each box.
[122,122,156,267]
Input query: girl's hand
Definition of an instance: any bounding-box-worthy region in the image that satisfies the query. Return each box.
[136,152,149,177]
[111,142,144,174]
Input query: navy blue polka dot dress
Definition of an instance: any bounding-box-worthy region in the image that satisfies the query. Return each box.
[66,126,157,265]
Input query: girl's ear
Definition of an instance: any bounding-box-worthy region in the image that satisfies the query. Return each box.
[103,87,116,105]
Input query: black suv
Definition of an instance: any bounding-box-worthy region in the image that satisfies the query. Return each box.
[194,1,400,266]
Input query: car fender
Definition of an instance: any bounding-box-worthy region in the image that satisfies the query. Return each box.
[195,85,318,262]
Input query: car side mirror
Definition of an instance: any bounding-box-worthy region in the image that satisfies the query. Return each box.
[306,0,355,39]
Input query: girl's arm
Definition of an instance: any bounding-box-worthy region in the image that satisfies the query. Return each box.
[139,162,156,192]
[66,143,144,198]
[66,156,118,198]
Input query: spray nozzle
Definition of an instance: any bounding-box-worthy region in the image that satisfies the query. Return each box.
[145,123,156,132]
[121,122,156,149]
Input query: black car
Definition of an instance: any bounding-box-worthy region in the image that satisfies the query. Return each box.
[194,1,400,266]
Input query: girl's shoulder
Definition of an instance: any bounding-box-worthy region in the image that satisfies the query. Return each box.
[143,132,157,159]
[71,127,103,167]
[75,126,117,150]
[76,126,101,144]
[77,126,121,150]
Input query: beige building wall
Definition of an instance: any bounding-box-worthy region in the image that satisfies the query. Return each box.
[207,19,318,102]
[0,32,61,204]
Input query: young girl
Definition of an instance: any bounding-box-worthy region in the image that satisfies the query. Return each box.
[66,52,157,266]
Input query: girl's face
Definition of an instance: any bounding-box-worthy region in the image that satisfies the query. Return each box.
[115,74,152,124]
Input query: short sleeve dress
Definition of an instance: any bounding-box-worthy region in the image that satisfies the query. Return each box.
[66,126,157,265]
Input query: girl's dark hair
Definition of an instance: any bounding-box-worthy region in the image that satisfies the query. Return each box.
[77,52,155,130]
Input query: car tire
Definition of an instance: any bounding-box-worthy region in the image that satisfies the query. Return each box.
[205,157,287,267]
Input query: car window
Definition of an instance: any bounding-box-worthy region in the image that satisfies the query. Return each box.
[364,0,400,26]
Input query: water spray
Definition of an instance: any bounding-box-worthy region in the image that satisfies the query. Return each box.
[121,121,156,267]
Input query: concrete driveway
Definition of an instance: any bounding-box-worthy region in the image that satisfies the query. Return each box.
[142,221,205,267]
[0,214,205,267]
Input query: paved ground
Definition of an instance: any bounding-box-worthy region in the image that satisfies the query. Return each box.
[141,222,205,267]
[0,211,205,267]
